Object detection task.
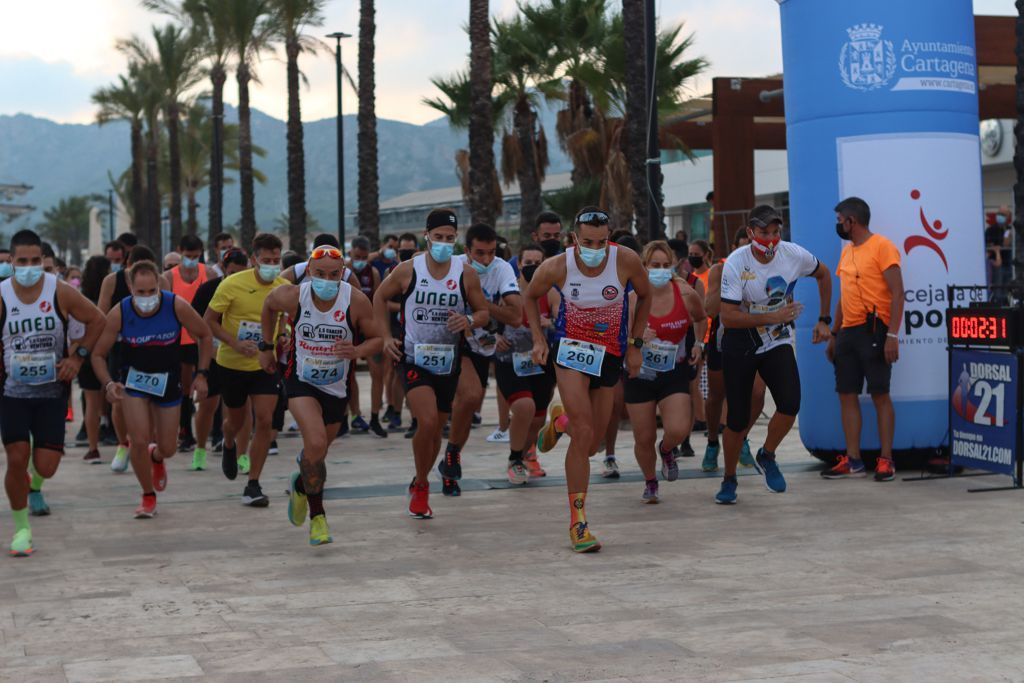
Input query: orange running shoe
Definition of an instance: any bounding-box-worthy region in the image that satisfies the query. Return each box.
[820,455,866,479]
[150,445,167,492]
[407,479,433,519]
[524,448,546,478]
[874,458,895,482]
[134,494,157,519]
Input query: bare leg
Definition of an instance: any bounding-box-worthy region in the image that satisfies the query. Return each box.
[84,389,102,451]
[122,397,156,492]
[247,394,278,481]
[447,357,485,450]
[839,393,862,459]
[195,396,218,449]
[626,401,658,480]
[405,385,446,484]
[602,379,624,457]
[872,393,895,462]
[507,396,535,453]
[497,390,510,432]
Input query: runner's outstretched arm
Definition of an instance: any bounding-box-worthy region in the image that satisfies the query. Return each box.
[175,296,213,401]
[622,248,652,378]
[373,261,410,362]
[809,262,833,344]
[525,258,561,367]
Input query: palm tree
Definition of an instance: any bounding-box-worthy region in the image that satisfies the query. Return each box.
[467,0,497,227]
[92,72,147,233]
[37,196,103,265]
[131,59,166,251]
[621,0,648,236]
[357,0,379,244]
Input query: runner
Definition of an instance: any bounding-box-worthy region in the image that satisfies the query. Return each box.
[346,236,385,436]
[624,241,706,503]
[281,233,359,288]
[525,207,652,552]
[104,241,126,273]
[166,234,209,453]
[715,205,832,504]
[373,208,489,519]
[438,223,521,495]
[2,230,105,555]
[91,260,212,518]
[0,248,12,281]
[71,256,110,462]
[208,232,235,278]
[204,233,289,506]
[389,233,420,435]
[261,245,382,545]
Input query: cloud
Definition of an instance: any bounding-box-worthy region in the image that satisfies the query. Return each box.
[0,57,110,123]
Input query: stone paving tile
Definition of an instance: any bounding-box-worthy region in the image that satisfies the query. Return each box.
[62,654,204,682]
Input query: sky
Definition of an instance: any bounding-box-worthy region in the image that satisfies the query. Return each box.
[0,0,1018,127]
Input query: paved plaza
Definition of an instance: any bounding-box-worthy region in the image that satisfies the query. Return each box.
[2,372,1023,682]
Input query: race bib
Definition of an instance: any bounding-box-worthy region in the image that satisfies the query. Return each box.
[512,351,544,377]
[12,352,56,385]
[414,343,455,375]
[300,356,346,386]
[642,341,678,374]
[555,338,606,377]
[237,320,263,343]
[125,367,169,397]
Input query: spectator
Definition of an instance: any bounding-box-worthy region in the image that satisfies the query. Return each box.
[824,197,904,483]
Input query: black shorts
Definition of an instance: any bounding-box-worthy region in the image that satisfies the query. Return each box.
[723,344,800,432]
[78,358,101,391]
[285,373,346,425]
[180,344,199,366]
[219,366,282,409]
[204,360,223,398]
[553,344,623,389]
[400,362,459,414]
[834,323,892,395]
[0,395,67,451]
[121,367,183,408]
[624,363,691,404]
[466,350,491,388]
[495,360,555,417]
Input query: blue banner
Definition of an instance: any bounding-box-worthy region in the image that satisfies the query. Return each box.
[950,349,1018,476]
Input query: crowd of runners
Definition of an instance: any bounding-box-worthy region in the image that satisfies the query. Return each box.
[2,201,893,556]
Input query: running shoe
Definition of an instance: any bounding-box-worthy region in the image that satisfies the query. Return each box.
[678,437,695,458]
[237,454,251,475]
[134,494,157,519]
[242,481,269,507]
[287,472,307,527]
[338,419,350,438]
[75,424,87,444]
[438,448,462,481]
[441,478,461,497]
[288,421,299,432]
[404,418,418,439]
[472,412,482,426]
[151,449,167,492]
[507,459,529,485]
[387,414,403,432]
[701,443,720,472]
[715,477,738,505]
[222,441,238,480]
[211,438,224,453]
[369,415,388,438]
[351,416,370,433]
[66,404,73,422]
[874,457,896,482]
[111,445,130,473]
[9,528,33,557]
[100,425,119,446]
[83,449,101,464]
[268,440,279,455]
[309,514,333,546]
[442,420,450,438]
[190,448,207,471]
[537,402,566,453]
[693,420,708,433]
[739,439,755,468]
[524,449,546,478]
[601,457,620,479]
[383,405,397,423]
[821,455,866,479]
[178,434,196,453]
[754,448,786,493]
[408,479,433,518]
[643,480,659,504]
[570,521,601,553]
[659,441,679,482]
[28,491,50,516]
[486,428,509,443]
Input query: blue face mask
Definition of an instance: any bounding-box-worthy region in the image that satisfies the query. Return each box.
[996,214,1008,226]
[648,268,673,288]
[258,263,281,281]
[111,263,123,273]
[383,248,397,260]
[352,260,368,271]
[428,239,454,263]
[470,258,492,275]
[14,265,44,287]
[577,245,606,268]
[311,277,341,301]
[0,262,12,279]
[182,256,200,269]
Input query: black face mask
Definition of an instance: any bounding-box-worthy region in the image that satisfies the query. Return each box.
[687,255,704,269]
[836,222,852,241]
[521,264,539,283]
[539,239,562,258]
[398,248,416,262]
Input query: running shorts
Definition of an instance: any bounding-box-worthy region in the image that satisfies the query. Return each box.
[219,366,281,409]
[553,344,623,390]
[494,360,555,417]
[285,372,346,425]
[399,362,459,414]
[624,363,691,404]
[722,344,800,432]
[834,323,892,395]
[0,395,68,451]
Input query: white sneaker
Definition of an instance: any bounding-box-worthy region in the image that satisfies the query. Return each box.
[486,428,510,443]
[602,457,620,479]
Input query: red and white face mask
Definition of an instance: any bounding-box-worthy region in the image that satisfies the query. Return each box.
[750,234,781,258]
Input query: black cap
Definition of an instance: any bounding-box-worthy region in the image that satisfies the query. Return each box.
[748,205,783,228]
[426,208,458,231]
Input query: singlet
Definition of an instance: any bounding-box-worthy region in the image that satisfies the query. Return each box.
[112,269,131,308]
[400,254,466,369]
[552,246,629,357]
[288,280,353,398]
[169,264,207,345]
[353,263,374,298]
[119,291,182,385]
[648,280,691,345]
[454,254,519,357]
[0,273,67,399]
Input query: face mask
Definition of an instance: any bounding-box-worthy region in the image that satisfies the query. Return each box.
[577,245,606,268]
[687,255,705,269]
[521,264,539,283]
[540,239,562,258]
[648,268,673,288]
[470,259,492,275]
[835,222,852,241]
[0,262,12,279]
[134,293,160,313]
[219,248,231,261]
[111,263,123,273]
[750,235,781,258]
[428,239,454,263]
[352,260,368,271]
[398,248,415,262]
[383,248,397,260]
[996,214,1007,226]
[311,277,341,301]
[69,277,82,289]
[182,256,200,269]
[14,265,43,287]
[258,263,281,281]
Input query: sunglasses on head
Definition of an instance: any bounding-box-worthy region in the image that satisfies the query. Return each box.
[576,211,609,226]
[310,246,343,260]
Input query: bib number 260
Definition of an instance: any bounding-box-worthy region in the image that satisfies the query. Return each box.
[555,338,606,377]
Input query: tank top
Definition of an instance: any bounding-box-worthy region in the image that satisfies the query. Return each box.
[1,273,67,398]
[353,263,374,297]
[553,246,628,357]
[400,254,465,370]
[647,280,691,363]
[169,264,207,345]
[112,269,131,308]
[119,291,182,385]
[288,280,353,398]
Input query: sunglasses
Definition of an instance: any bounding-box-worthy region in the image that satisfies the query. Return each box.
[310,246,343,260]
[576,211,609,226]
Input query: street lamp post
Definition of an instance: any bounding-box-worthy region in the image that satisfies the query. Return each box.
[327,31,351,253]
[107,189,115,242]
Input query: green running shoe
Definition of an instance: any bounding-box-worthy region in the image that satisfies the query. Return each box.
[739,440,755,468]
[309,514,333,546]
[190,448,207,471]
[111,445,130,473]
[28,491,50,517]
[9,528,32,557]
[237,454,251,475]
[287,472,307,527]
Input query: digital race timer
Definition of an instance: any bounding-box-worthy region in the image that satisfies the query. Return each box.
[947,307,1019,347]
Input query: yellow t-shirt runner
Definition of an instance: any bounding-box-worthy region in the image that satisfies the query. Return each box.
[209,269,289,372]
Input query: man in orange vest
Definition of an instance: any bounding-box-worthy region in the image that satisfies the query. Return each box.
[166,234,209,452]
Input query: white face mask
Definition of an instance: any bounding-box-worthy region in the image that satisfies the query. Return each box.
[134,294,160,313]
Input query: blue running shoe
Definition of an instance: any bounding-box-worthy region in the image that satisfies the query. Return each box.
[701,443,720,472]
[715,477,738,505]
[28,491,50,516]
[754,448,786,493]
[739,439,755,468]
[351,416,369,433]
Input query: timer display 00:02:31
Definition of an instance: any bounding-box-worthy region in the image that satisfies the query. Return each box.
[949,313,1011,343]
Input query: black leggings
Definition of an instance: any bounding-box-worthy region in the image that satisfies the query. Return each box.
[722,344,800,432]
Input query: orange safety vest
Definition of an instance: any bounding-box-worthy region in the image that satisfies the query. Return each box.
[168,263,207,345]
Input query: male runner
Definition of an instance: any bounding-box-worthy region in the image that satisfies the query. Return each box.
[716,205,832,504]
[92,260,212,517]
[166,234,209,452]
[104,241,126,273]
[347,236,384,436]
[209,232,236,278]
[525,207,651,552]
[0,248,11,280]
[261,245,382,545]
[204,233,289,506]
[439,223,522,495]
[1,230,105,555]
[373,208,489,519]
[389,233,420,434]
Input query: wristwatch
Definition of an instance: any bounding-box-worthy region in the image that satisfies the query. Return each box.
[257,341,273,352]
[627,337,645,349]
[195,368,210,377]
[818,316,833,326]
[75,346,90,359]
